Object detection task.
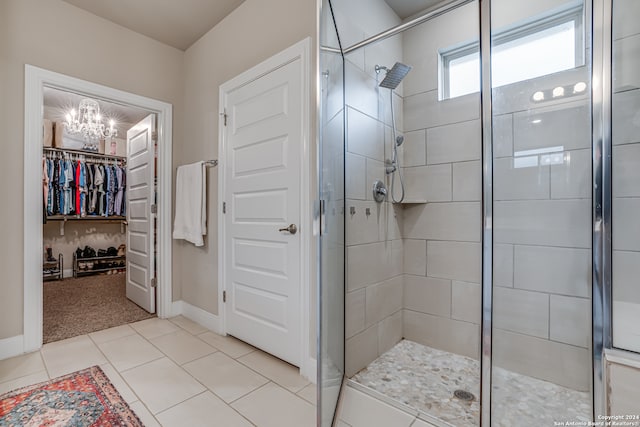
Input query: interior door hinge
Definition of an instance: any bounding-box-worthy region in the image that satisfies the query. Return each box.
[223,290,227,303]
[220,109,227,126]
[151,130,158,142]
[222,202,226,214]
[151,278,157,288]
[151,204,157,214]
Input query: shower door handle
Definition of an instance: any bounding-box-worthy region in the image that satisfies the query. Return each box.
[279,224,298,234]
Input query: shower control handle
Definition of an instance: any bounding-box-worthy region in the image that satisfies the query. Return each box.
[279,224,298,234]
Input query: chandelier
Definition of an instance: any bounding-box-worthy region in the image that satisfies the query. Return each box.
[65,98,117,145]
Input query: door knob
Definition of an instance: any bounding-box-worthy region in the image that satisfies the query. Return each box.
[279,224,298,234]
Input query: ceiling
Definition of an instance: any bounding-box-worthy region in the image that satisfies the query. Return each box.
[62,0,246,50]
[384,0,445,19]
[43,87,150,138]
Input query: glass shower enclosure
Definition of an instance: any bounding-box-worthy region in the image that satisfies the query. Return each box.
[318,0,638,425]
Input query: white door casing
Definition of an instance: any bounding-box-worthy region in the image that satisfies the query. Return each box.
[219,39,310,368]
[22,66,173,354]
[126,114,156,313]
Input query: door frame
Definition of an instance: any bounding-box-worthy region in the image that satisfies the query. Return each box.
[23,65,173,352]
[217,38,314,379]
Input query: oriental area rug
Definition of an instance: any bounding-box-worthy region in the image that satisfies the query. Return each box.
[0,366,144,426]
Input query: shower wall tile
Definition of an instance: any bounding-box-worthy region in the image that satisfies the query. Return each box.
[613,143,640,197]
[346,200,383,246]
[493,329,591,391]
[345,62,379,120]
[385,204,404,242]
[612,250,640,304]
[346,289,366,339]
[366,276,403,327]
[614,34,640,91]
[549,295,591,348]
[607,361,640,416]
[403,202,481,242]
[514,245,591,298]
[404,90,480,132]
[347,241,397,291]
[493,114,514,158]
[494,287,549,339]
[425,119,482,165]
[494,244,514,287]
[513,101,591,153]
[492,67,589,116]
[494,199,591,248]
[347,107,385,162]
[613,0,640,40]
[346,153,367,200]
[493,157,550,201]
[451,281,481,325]
[612,89,640,145]
[452,161,481,202]
[613,198,640,251]
[377,310,402,355]
[404,164,452,202]
[402,130,426,167]
[345,325,378,377]
[403,310,479,360]
[426,241,481,284]
[550,149,591,199]
[403,275,451,318]
[402,1,478,96]
[403,239,427,276]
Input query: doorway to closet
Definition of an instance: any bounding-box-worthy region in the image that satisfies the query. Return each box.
[41,87,156,344]
[23,66,174,353]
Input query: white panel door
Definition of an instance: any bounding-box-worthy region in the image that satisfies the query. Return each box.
[223,58,302,366]
[126,114,156,313]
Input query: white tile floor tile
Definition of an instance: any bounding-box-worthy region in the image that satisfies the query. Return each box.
[0,352,45,383]
[130,317,180,339]
[297,383,318,405]
[41,335,107,378]
[156,391,253,427]
[196,331,256,358]
[98,334,164,372]
[121,357,206,414]
[183,352,269,403]
[231,382,316,427]
[169,315,208,335]
[338,386,415,427]
[88,324,137,344]
[150,329,216,365]
[0,371,49,395]
[237,350,310,393]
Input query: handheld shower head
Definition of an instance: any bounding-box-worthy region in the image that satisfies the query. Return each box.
[376,62,412,89]
[395,135,404,146]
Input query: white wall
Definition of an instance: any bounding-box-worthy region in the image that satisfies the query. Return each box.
[176,0,316,316]
[0,0,184,340]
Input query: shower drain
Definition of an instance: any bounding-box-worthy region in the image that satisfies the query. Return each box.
[453,389,476,402]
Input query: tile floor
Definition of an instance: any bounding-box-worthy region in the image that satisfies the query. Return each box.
[0,316,317,427]
[0,316,439,427]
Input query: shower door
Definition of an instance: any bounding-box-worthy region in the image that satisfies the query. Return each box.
[488,0,594,424]
[318,0,346,425]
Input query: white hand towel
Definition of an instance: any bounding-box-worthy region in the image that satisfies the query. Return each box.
[173,161,207,246]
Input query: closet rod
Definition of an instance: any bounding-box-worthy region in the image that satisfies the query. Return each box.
[43,146,126,162]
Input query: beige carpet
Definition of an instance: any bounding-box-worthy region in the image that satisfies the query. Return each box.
[43,273,155,344]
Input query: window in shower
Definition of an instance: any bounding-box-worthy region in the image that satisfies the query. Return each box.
[440,3,584,99]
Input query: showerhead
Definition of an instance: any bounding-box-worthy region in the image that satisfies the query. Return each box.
[376,62,412,89]
[396,135,404,146]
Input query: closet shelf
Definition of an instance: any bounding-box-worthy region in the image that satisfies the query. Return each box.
[44,146,126,161]
[47,215,127,222]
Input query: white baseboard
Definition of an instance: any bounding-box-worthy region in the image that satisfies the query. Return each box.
[301,356,317,384]
[171,300,222,335]
[0,335,25,360]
